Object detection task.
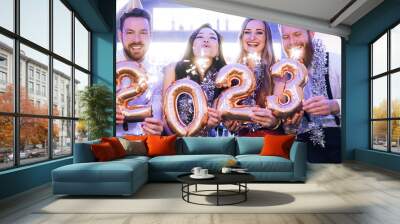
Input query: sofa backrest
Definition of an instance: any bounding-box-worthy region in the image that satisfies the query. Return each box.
[73,139,100,163]
[177,137,236,155]
[235,137,264,155]
[74,136,267,162]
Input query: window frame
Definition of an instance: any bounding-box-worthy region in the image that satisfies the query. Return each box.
[0,0,92,171]
[370,20,400,154]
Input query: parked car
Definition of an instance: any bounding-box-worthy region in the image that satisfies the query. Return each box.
[8,150,32,160]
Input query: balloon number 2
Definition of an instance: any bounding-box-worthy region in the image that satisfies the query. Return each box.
[215,64,256,121]
[163,78,208,136]
[116,61,152,130]
[267,58,308,118]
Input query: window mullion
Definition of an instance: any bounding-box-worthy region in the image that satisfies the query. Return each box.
[370,45,373,149]
[13,0,20,167]
[387,29,391,152]
[48,0,54,160]
[71,10,76,154]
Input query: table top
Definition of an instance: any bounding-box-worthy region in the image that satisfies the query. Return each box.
[177,172,255,185]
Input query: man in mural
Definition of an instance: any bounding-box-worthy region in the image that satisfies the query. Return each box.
[280,25,342,163]
[116,8,164,136]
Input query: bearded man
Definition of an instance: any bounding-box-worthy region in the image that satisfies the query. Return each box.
[281,25,341,163]
[116,8,164,136]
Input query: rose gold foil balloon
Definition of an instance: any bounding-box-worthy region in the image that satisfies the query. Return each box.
[163,78,208,136]
[215,64,256,121]
[267,58,308,118]
[116,61,152,122]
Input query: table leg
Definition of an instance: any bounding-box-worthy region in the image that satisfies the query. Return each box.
[245,183,247,201]
[217,184,219,206]
[195,184,197,192]
[187,184,190,202]
[181,184,183,199]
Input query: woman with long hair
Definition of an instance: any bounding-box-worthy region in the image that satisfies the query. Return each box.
[225,19,283,136]
[163,24,227,136]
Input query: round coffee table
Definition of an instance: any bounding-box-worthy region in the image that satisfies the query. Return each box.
[177,172,255,206]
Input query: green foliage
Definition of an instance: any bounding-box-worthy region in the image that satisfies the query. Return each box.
[79,84,113,140]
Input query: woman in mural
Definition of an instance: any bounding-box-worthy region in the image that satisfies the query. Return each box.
[224,18,284,136]
[162,23,227,136]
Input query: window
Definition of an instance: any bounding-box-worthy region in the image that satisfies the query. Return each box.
[42,85,46,97]
[28,67,34,80]
[0,35,13,113]
[28,81,34,94]
[0,55,7,67]
[36,83,40,95]
[53,59,72,117]
[0,71,6,85]
[74,18,90,70]
[53,119,72,158]
[74,69,89,119]
[20,0,49,49]
[371,23,400,154]
[0,0,91,170]
[0,116,13,170]
[35,70,41,81]
[0,0,14,32]
[53,0,72,60]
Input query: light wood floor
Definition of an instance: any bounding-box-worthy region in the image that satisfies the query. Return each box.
[1,162,400,224]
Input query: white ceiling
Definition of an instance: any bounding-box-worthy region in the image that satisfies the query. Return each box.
[170,0,384,38]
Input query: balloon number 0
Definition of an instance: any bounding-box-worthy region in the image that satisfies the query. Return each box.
[215,64,256,121]
[163,78,208,136]
[116,61,152,125]
[267,59,308,118]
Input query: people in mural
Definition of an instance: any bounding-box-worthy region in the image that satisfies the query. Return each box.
[224,19,282,137]
[115,0,342,163]
[280,25,342,163]
[162,24,226,136]
[116,8,164,136]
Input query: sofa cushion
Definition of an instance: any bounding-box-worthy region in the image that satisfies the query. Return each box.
[124,135,148,142]
[236,137,263,155]
[101,137,127,158]
[179,137,235,155]
[91,142,118,161]
[118,138,147,156]
[260,134,295,159]
[147,135,177,157]
[148,154,235,172]
[115,155,150,164]
[52,159,147,183]
[236,155,293,172]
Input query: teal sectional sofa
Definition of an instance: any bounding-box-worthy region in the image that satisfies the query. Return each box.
[52,137,307,196]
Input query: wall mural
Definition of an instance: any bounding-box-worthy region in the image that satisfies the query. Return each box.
[115,0,342,163]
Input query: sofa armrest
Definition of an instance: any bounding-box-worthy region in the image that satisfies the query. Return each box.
[289,141,307,181]
[73,141,99,163]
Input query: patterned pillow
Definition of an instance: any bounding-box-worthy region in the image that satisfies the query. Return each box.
[118,138,147,156]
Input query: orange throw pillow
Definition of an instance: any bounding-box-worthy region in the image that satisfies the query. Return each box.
[146,135,177,157]
[101,137,126,158]
[91,142,117,161]
[123,135,148,142]
[260,134,295,159]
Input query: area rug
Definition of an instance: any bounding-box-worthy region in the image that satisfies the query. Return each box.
[37,183,361,214]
